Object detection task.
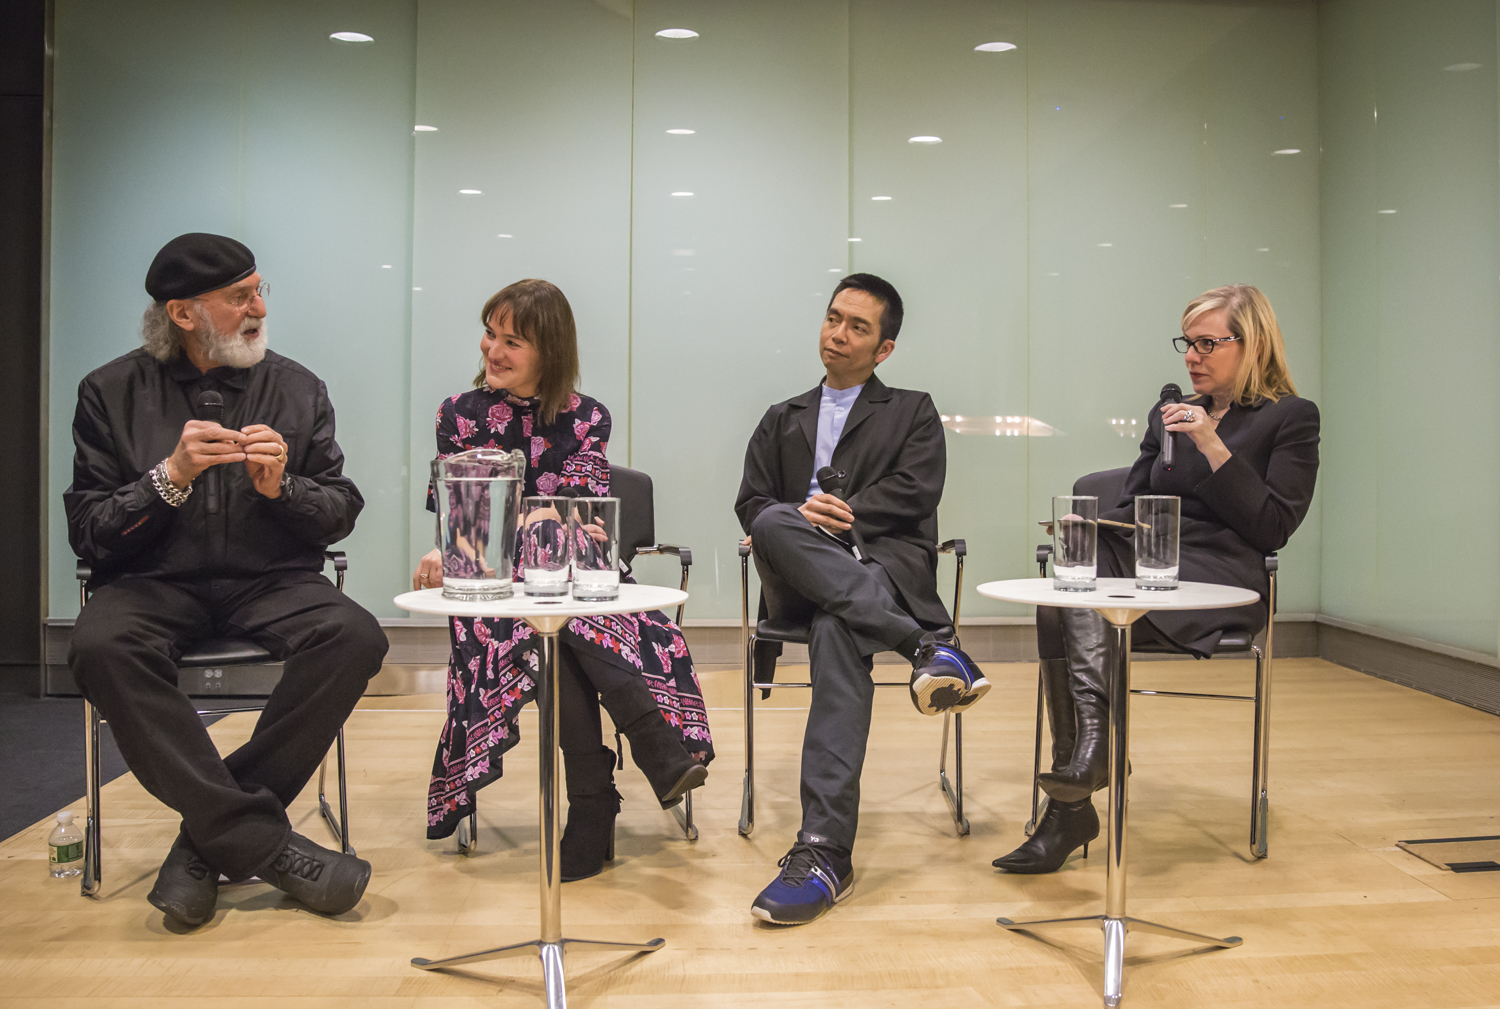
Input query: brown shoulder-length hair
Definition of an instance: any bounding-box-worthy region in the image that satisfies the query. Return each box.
[474,279,580,424]
[1181,284,1298,405]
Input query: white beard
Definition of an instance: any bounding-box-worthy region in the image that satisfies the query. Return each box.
[192,304,268,368]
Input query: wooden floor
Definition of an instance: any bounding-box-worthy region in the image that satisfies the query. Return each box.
[4,656,1500,1008]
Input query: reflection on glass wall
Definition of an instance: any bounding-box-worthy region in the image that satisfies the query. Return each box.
[48,0,1328,622]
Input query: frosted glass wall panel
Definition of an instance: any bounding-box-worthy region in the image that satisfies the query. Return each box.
[1026,1,1322,615]
[48,1,417,618]
[849,0,1030,618]
[628,1,850,615]
[408,1,633,588]
[1320,0,1500,654]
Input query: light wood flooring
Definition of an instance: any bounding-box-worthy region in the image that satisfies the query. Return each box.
[3,657,1500,1008]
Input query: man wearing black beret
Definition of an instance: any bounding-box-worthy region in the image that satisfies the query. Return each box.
[64,233,388,927]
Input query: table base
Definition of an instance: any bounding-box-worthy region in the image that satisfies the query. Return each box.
[409,627,665,1007]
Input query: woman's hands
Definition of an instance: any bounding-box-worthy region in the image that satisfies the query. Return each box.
[413,548,443,590]
[1161,401,1232,472]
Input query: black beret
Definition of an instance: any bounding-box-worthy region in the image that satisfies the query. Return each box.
[145,233,257,302]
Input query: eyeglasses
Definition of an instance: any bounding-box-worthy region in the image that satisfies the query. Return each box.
[197,280,269,311]
[1173,334,1240,355]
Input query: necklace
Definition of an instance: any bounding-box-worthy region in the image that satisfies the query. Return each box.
[1207,404,1230,421]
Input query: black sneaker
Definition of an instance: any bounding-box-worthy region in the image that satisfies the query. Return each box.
[750,832,854,925]
[908,639,990,716]
[147,833,219,927]
[259,832,371,916]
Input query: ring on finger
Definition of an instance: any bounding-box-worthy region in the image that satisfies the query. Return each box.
[276,444,288,464]
[1183,409,1195,422]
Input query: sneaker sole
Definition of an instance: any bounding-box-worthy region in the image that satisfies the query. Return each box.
[953,678,992,710]
[910,672,968,715]
[147,889,215,928]
[750,879,856,925]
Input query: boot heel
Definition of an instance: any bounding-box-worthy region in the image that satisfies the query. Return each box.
[1082,841,1089,859]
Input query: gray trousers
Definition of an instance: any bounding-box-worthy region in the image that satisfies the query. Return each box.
[750,503,924,852]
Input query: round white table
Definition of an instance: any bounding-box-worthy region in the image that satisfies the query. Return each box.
[977,577,1258,1009]
[397,583,688,1009]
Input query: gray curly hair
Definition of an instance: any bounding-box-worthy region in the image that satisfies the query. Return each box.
[140,301,183,361]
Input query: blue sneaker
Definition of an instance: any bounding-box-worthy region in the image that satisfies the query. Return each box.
[909,639,989,715]
[750,833,854,925]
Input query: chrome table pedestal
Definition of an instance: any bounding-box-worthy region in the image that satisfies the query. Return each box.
[398,586,685,1009]
[979,578,1257,1008]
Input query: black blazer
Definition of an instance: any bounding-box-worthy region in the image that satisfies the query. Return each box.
[735,373,951,628]
[1101,391,1321,655]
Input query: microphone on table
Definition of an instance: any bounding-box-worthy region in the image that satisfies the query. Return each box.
[816,466,867,563]
[196,390,225,514]
[1159,383,1183,471]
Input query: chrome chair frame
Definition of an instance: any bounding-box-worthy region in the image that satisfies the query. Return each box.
[78,552,353,898]
[737,537,969,839]
[1028,542,1277,861]
[455,465,698,855]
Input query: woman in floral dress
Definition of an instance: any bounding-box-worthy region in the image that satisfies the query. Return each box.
[414,279,713,880]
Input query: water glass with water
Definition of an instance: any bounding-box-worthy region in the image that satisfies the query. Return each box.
[569,498,620,602]
[1052,495,1098,591]
[522,496,570,597]
[1134,495,1181,590]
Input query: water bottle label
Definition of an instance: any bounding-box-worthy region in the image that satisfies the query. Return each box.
[50,842,83,864]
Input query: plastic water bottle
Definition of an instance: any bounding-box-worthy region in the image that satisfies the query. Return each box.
[48,811,84,878]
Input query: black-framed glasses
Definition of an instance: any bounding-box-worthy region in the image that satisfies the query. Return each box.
[1173,334,1240,355]
[197,280,269,311]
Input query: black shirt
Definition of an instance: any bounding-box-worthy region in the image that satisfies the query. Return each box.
[65,348,363,588]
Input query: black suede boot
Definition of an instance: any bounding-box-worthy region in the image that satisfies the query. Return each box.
[1037,608,1111,802]
[992,797,1099,873]
[617,710,707,808]
[561,747,622,882]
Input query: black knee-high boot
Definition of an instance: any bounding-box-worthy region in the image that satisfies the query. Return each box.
[1036,607,1111,802]
[600,684,707,809]
[993,657,1099,872]
[561,747,622,882]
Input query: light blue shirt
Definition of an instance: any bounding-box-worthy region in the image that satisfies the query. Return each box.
[805,382,865,501]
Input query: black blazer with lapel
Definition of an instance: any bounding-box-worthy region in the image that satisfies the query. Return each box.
[735,373,951,628]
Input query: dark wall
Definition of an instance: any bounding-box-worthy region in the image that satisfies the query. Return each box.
[0,0,46,692]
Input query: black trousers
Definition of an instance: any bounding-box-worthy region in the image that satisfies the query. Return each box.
[68,570,388,879]
[750,503,927,852]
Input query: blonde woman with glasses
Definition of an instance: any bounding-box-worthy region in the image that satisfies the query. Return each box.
[994,284,1321,875]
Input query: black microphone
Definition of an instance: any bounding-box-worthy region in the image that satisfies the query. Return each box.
[815,465,867,562]
[196,390,224,514]
[1159,383,1183,470]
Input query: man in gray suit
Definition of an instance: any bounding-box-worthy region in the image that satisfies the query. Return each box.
[735,273,987,925]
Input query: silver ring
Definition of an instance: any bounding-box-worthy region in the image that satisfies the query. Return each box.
[1183,410,1195,422]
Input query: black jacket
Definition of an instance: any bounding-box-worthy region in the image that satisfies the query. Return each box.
[65,348,363,588]
[735,373,951,627]
[1101,391,1321,655]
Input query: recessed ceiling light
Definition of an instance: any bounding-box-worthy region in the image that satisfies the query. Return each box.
[1256,248,1270,252]
[330,31,373,43]
[459,189,481,195]
[666,128,695,135]
[498,233,513,238]
[656,28,699,39]
[671,191,694,197]
[1273,148,1301,155]
[848,237,862,242]
[871,195,892,201]
[1378,209,1397,214]
[1169,203,1188,208]
[413,286,422,291]
[908,135,942,144]
[1097,242,1113,247]
[828,268,842,272]
[414,125,438,132]
[974,42,1017,52]
[673,249,694,256]
[381,264,392,269]
[1445,63,1481,71]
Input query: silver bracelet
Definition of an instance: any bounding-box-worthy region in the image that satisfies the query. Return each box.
[150,460,192,508]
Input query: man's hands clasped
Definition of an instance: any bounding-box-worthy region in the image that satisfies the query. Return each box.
[164,420,289,499]
[799,493,854,533]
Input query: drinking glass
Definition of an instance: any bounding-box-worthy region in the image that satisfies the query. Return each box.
[1134,495,1181,590]
[431,449,524,601]
[1052,495,1098,591]
[521,496,570,596]
[569,498,620,602]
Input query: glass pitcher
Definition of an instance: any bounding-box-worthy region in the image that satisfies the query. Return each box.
[431,448,526,601]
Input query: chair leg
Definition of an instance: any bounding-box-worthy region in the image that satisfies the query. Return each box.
[671,789,699,841]
[458,808,478,856]
[81,701,102,898]
[738,630,756,839]
[318,726,354,856]
[1250,644,1270,860]
[938,712,970,836]
[1025,665,1046,836]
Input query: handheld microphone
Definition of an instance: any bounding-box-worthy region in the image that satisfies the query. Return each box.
[196,390,224,514]
[815,465,867,562]
[1159,383,1183,470]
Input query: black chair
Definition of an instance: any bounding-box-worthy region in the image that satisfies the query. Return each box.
[737,535,970,838]
[455,464,697,854]
[76,552,353,898]
[1030,467,1276,860]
